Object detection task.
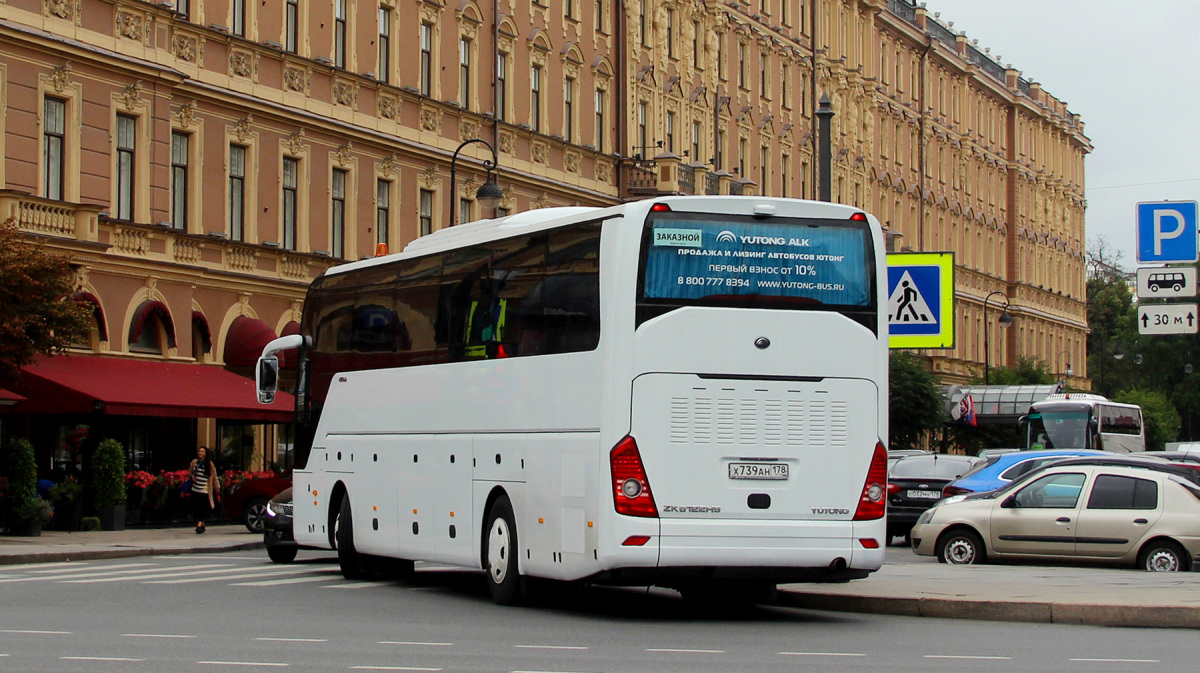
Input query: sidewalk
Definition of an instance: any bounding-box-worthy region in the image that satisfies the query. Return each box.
[3,528,1198,629]
[0,524,263,565]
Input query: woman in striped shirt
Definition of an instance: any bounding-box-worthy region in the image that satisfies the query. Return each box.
[188,446,220,533]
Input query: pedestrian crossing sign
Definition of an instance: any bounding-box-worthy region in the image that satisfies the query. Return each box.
[887,252,955,349]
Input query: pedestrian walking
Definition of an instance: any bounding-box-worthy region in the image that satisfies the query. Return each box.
[188,446,220,534]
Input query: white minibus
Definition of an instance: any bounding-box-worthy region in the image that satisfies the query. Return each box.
[257,196,889,604]
[1025,393,1145,453]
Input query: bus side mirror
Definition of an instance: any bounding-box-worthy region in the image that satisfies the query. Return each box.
[257,356,280,404]
[1017,414,1028,427]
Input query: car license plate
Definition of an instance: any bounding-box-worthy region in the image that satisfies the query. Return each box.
[907,489,942,499]
[728,463,788,480]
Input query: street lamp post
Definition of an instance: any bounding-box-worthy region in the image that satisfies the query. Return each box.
[449,138,504,227]
[983,291,1013,386]
[1055,349,1074,389]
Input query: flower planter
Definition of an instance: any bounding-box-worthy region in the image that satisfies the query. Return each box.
[11,518,43,537]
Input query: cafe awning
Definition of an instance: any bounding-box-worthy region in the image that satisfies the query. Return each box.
[11,355,294,422]
[944,383,1064,426]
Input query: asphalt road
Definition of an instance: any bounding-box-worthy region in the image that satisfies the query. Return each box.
[1,551,1195,673]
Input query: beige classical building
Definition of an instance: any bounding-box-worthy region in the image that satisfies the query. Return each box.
[0,0,1086,469]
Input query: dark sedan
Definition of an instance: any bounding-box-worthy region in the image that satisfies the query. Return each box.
[887,453,984,543]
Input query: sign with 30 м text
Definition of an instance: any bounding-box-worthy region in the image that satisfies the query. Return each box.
[1137,303,1198,335]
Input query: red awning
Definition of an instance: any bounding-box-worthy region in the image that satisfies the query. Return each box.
[224,316,278,368]
[0,388,27,407]
[11,355,294,422]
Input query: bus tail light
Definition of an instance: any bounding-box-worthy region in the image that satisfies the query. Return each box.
[610,436,659,518]
[649,203,672,212]
[850,212,868,221]
[853,442,888,520]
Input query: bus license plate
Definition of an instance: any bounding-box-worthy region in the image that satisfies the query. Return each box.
[728,463,789,480]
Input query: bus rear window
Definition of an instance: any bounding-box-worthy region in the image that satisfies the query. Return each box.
[639,214,874,311]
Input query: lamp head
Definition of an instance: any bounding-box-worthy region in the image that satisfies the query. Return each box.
[475,179,503,210]
[998,311,1013,328]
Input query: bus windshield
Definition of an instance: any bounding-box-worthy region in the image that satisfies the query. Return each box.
[639,213,874,312]
[1027,407,1091,450]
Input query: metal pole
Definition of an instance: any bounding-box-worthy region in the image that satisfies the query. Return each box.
[816,93,833,202]
[449,138,499,227]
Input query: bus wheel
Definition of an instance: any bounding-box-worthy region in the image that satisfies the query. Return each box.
[484,494,522,605]
[336,498,368,580]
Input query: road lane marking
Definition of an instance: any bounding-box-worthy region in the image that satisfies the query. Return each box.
[515,645,588,651]
[234,575,346,587]
[143,567,332,584]
[352,666,443,672]
[378,641,453,647]
[62,656,145,662]
[510,670,597,673]
[646,648,724,654]
[779,651,866,657]
[2,630,71,635]
[323,582,380,590]
[27,562,154,574]
[1071,659,1159,664]
[926,655,1012,660]
[256,638,328,643]
[52,564,236,583]
[198,661,289,667]
[122,633,197,639]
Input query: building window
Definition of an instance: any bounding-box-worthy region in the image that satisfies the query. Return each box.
[717,129,726,169]
[565,0,574,19]
[459,197,472,226]
[420,23,433,96]
[171,132,189,231]
[595,0,604,32]
[419,188,433,236]
[460,38,471,109]
[760,145,768,194]
[115,114,136,221]
[379,7,392,82]
[781,153,790,197]
[737,42,746,89]
[334,0,348,68]
[637,102,647,158]
[530,65,542,132]
[594,89,605,152]
[717,33,725,81]
[781,65,790,107]
[495,207,510,218]
[232,0,245,36]
[639,0,647,46]
[43,97,66,201]
[229,145,246,241]
[666,8,675,58]
[496,52,508,122]
[282,157,298,250]
[738,138,746,177]
[665,111,675,154]
[760,53,768,96]
[376,179,390,246]
[331,168,347,258]
[692,21,701,66]
[285,0,298,52]
[176,0,189,18]
[563,78,574,141]
[691,121,701,163]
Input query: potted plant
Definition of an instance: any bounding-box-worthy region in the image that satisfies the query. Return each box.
[92,438,127,531]
[3,438,49,536]
[49,475,83,531]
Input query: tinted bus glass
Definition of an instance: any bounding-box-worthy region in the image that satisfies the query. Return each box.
[639,214,874,312]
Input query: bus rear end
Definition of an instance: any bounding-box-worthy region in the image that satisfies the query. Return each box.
[599,197,888,589]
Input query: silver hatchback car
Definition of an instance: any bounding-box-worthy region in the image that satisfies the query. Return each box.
[911,463,1200,571]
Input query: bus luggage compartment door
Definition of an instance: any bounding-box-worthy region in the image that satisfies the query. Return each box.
[629,373,878,523]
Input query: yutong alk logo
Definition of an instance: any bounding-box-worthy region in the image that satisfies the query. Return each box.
[715,230,738,243]
[811,507,851,515]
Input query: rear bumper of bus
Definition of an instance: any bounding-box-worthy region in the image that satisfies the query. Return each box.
[593,517,885,585]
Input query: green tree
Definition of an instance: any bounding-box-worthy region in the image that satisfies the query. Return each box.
[1085,237,1137,398]
[889,352,945,450]
[976,355,1056,386]
[0,220,90,382]
[1115,389,1180,451]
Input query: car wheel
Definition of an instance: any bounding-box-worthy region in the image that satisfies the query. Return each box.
[1174,283,1183,292]
[242,497,269,534]
[267,545,298,564]
[1139,540,1188,572]
[937,529,986,565]
[483,494,522,605]
[336,497,368,580]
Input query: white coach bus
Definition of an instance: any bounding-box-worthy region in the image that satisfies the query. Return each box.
[257,196,889,604]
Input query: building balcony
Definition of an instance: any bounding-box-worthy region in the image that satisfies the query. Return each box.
[622,155,746,198]
[1,190,333,285]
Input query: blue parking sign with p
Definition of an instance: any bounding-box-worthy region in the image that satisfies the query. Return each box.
[1137,201,1198,263]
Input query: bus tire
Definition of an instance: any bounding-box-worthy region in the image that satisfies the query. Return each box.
[336,497,368,580]
[483,494,522,605]
[267,545,297,564]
